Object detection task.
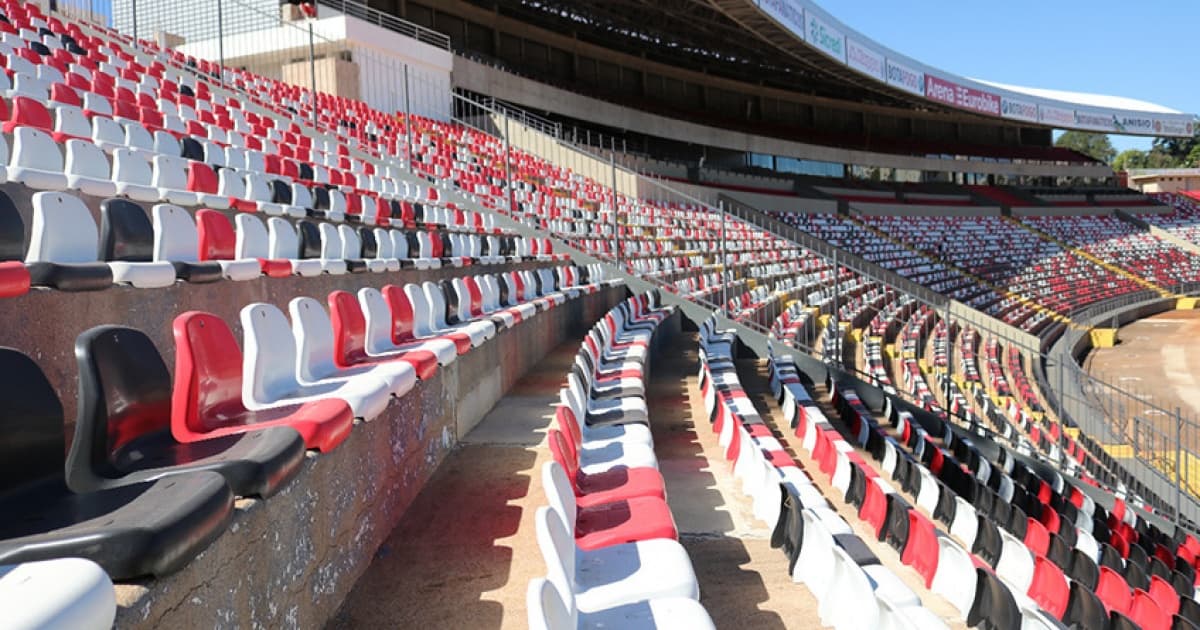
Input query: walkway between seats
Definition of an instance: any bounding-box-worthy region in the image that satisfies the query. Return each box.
[650,333,819,629]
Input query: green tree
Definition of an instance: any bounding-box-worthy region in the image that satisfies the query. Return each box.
[1112,149,1148,172]
[1055,131,1117,164]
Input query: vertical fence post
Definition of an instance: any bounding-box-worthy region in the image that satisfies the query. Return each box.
[720,200,728,318]
[502,112,515,221]
[610,147,620,268]
[831,248,840,369]
[1178,407,1185,528]
[308,24,318,129]
[403,64,414,171]
[131,0,138,48]
[216,0,225,87]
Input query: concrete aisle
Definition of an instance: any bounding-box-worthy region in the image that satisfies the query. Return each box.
[649,334,821,629]
[326,342,577,629]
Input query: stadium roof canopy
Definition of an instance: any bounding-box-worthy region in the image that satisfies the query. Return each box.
[474,0,1196,137]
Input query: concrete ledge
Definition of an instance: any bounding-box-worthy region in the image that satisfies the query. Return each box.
[112,283,627,628]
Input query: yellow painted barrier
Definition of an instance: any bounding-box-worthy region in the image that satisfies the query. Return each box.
[1090,328,1117,348]
[1102,444,1133,459]
[1178,298,1199,310]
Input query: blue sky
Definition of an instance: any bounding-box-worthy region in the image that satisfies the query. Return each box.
[827,0,1195,152]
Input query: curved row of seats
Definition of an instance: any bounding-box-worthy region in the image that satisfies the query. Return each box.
[529,292,717,629]
[0,263,610,584]
[0,189,562,294]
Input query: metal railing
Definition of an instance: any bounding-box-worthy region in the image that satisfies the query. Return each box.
[316,0,450,49]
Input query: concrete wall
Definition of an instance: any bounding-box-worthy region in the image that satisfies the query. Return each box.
[1012,206,1117,217]
[452,56,1114,180]
[722,189,836,215]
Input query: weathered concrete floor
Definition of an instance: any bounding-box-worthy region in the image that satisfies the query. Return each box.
[329,332,823,628]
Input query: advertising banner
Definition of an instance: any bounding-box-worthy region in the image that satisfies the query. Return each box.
[924,75,1000,116]
[846,38,885,82]
[1156,118,1195,137]
[1113,115,1156,135]
[1072,110,1117,132]
[804,9,845,63]
[756,0,805,39]
[1038,105,1075,127]
[1000,96,1039,123]
[885,58,924,96]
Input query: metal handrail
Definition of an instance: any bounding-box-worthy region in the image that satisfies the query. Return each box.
[315,0,450,50]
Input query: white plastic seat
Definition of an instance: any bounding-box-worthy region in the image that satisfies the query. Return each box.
[564,372,649,428]
[0,558,117,630]
[90,114,124,153]
[931,536,976,618]
[316,222,348,275]
[154,130,181,158]
[288,296,417,396]
[266,217,323,277]
[246,173,303,217]
[63,139,118,198]
[9,127,69,191]
[357,287,458,367]
[915,468,940,516]
[949,497,979,549]
[54,105,91,140]
[122,121,155,153]
[527,578,714,630]
[240,302,392,420]
[371,228,401,272]
[536,506,697,613]
[994,529,1035,595]
[151,155,200,206]
[821,545,882,630]
[112,149,161,202]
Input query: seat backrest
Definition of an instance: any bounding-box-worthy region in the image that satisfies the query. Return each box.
[382,284,417,344]
[27,191,98,264]
[152,204,202,264]
[290,296,340,382]
[240,302,301,406]
[112,148,153,186]
[171,311,247,435]
[533,505,577,610]
[123,121,154,151]
[151,154,190,190]
[318,222,341,259]
[63,137,110,182]
[1097,565,1133,615]
[11,126,63,171]
[71,325,173,487]
[268,217,303,259]
[327,290,371,367]
[540,461,577,529]
[0,346,67,493]
[405,282,437,337]
[55,104,90,138]
[0,190,25,262]
[153,130,181,157]
[338,225,362,259]
[354,287,395,354]
[902,510,939,588]
[99,198,155,263]
[526,578,574,630]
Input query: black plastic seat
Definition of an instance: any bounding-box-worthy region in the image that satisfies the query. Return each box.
[1124,557,1150,592]
[180,137,205,161]
[1180,596,1200,627]
[769,484,804,574]
[845,463,867,508]
[967,568,1020,630]
[1047,533,1072,571]
[1176,614,1200,630]
[882,494,911,551]
[1006,506,1028,540]
[70,325,307,497]
[1128,542,1150,571]
[973,515,1003,567]
[0,347,233,579]
[1149,556,1173,582]
[1068,548,1100,591]
[833,533,879,566]
[1062,581,1106,630]
[1109,611,1141,630]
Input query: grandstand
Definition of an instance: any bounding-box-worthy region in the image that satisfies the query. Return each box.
[3,0,1200,629]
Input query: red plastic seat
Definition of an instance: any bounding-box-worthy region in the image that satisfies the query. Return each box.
[187,161,219,195]
[574,495,678,551]
[1128,589,1170,630]
[170,311,354,451]
[1096,566,1132,615]
[1024,517,1050,557]
[1027,555,1069,620]
[327,290,440,381]
[1147,575,1180,617]
[50,83,81,107]
[901,510,939,588]
[548,428,665,508]
[0,261,30,298]
[4,96,53,136]
[860,474,889,538]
